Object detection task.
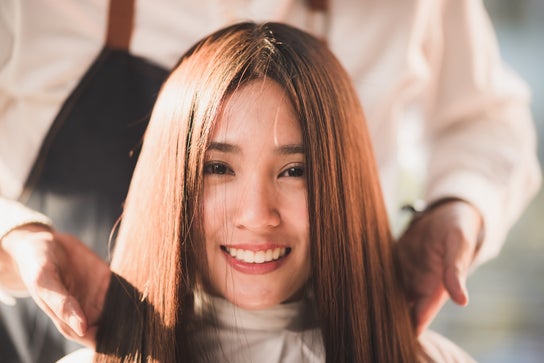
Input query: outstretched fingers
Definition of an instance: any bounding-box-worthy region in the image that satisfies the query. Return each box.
[30,268,88,338]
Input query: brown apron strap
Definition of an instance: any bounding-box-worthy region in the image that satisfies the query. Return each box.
[106,0,135,50]
[307,0,328,11]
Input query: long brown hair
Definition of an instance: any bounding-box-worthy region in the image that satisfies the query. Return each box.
[94,22,420,362]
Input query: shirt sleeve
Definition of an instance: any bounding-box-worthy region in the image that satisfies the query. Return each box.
[423,0,541,267]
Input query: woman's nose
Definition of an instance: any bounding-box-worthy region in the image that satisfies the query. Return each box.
[234,176,281,231]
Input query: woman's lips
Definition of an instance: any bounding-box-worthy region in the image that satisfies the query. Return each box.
[220,245,291,274]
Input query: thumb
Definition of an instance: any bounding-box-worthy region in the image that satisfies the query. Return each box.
[443,231,472,306]
[444,263,469,306]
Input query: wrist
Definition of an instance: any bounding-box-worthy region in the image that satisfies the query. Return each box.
[402,197,485,254]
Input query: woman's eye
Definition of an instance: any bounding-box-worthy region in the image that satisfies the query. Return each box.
[280,166,305,177]
[204,162,233,175]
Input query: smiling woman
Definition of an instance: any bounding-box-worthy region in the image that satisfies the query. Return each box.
[59,22,475,363]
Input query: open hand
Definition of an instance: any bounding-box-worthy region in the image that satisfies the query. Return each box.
[0,224,111,347]
[395,200,483,334]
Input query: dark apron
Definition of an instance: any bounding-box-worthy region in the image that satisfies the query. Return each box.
[0,1,168,361]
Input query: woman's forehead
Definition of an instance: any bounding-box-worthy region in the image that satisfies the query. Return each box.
[211,80,302,146]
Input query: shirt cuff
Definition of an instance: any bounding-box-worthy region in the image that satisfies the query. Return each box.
[0,199,51,304]
[0,198,52,241]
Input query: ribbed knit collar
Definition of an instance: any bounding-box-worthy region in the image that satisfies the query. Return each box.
[193,292,319,332]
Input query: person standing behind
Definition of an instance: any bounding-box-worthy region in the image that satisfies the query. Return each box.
[62,21,477,362]
[0,1,540,362]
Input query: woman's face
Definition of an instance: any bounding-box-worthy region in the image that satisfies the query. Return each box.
[202,79,311,310]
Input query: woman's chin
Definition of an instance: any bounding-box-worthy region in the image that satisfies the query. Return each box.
[225,294,282,310]
[223,287,307,310]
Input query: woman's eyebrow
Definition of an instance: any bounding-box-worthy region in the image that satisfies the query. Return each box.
[275,144,304,155]
[207,142,304,155]
[207,141,241,153]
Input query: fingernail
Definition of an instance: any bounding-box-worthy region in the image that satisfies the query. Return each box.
[69,314,84,336]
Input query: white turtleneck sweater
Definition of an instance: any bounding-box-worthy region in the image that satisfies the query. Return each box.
[189,295,324,362]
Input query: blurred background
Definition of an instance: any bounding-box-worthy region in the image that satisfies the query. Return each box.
[430,1,544,362]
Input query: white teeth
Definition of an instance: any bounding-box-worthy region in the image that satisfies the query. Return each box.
[255,251,265,263]
[225,246,288,264]
[243,250,255,263]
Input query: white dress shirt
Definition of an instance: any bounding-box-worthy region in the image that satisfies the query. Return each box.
[0,0,541,267]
